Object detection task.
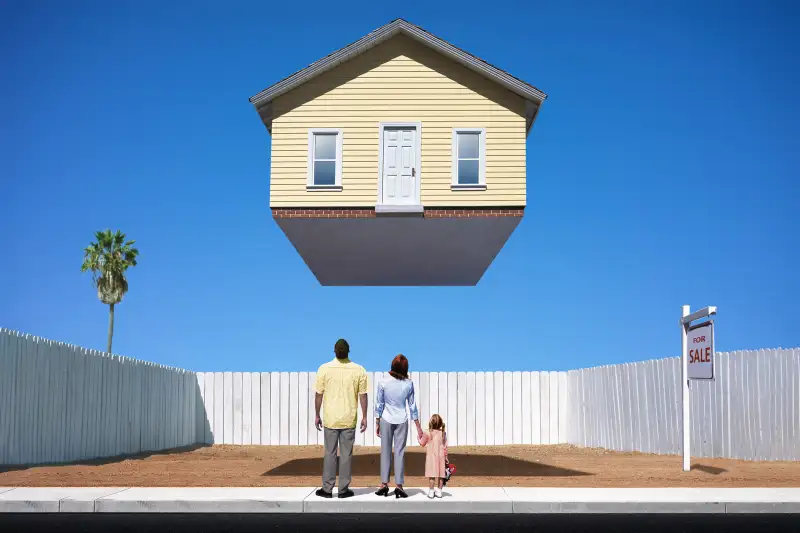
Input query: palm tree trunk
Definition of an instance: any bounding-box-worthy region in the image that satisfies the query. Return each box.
[107,303,115,354]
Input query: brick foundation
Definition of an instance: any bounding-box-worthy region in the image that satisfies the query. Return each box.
[424,208,524,218]
[271,208,375,219]
[272,207,524,219]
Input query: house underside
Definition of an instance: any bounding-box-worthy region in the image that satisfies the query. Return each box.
[273,208,523,286]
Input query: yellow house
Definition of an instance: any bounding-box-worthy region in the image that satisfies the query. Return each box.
[249,19,547,285]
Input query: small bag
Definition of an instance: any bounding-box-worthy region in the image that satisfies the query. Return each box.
[443,462,456,486]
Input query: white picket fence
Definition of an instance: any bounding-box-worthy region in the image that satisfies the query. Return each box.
[0,329,199,466]
[1,328,798,465]
[194,370,568,448]
[566,348,800,461]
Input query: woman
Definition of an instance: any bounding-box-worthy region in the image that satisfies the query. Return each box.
[374,354,424,498]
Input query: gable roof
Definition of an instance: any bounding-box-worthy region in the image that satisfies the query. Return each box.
[249,19,547,132]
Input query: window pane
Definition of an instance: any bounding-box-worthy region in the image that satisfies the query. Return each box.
[314,160,336,185]
[458,132,479,159]
[314,134,336,160]
[458,159,479,184]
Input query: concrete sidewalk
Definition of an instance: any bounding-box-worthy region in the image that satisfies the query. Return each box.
[0,487,798,514]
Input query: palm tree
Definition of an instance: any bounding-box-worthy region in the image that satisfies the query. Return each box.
[81,229,139,354]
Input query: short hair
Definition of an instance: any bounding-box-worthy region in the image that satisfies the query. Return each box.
[334,338,350,358]
[389,354,408,380]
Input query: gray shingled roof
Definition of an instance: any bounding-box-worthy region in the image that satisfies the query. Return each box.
[249,19,547,131]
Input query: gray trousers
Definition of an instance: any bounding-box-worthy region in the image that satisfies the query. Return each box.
[379,418,408,485]
[322,427,356,493]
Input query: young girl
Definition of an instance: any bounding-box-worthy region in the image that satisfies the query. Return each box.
[419,414,448,499]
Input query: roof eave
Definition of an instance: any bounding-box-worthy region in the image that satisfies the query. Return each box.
[525,100,543,135]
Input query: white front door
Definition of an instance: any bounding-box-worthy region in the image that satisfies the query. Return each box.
[381,127,418,205]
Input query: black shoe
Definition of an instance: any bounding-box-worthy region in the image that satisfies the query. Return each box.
[338,489,355,499]
[394,487,408,499]
[315,488,333,498]
[375,486,390,497]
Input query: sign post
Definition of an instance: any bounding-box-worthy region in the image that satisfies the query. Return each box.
[680,304,717,472]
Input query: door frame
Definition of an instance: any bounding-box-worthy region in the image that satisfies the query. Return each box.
[377,122,422,208]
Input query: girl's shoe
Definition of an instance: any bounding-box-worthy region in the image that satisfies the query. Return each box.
[375,486,390,497]
[434,488,443,498]
[394,487,408,499]
[427,489,435,499]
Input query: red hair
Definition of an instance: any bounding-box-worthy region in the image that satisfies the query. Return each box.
[389,354,408,379]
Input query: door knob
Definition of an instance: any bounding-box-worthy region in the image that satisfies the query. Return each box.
[412,168,416,177]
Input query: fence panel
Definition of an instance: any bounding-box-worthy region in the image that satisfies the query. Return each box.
[447,372,458,446]
[260,372,273,445]
[242,372,252,445]
[428,372,439,426]
[493,371,504,445]
[457,372,468,446]
[539,372,550,445]
[419,372,430,443]
[233,372,243,446]
[484,372,494,445]
[288,372,298,446]
[512,371,522,444]
[306,372,316,446]
[503,371,513,445]
[251,372,261,445]
[530,371,541,445]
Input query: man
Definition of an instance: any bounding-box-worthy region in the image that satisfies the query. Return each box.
[314,338,368,498]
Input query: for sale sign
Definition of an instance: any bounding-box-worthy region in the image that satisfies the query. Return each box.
[687,322,714,380]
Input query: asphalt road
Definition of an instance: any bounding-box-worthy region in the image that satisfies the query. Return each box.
[0,513,797,533]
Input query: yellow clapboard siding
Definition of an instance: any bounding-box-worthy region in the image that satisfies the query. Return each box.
[272,129,526,138]
[284,89,483,96]
[270,185,525,193]
[271,164,527,173]
[282,105,519,112]
[272,155,527,164]
[294,97,504,104]
[273,132,525,140]
[270,34,526,208]
[420,199,526,207]
[271,177,526,187]
[273,124,522,131]
[271,166,527,174]
[274,147,525,156]
[276,113,521,120]
[271,197,526,206]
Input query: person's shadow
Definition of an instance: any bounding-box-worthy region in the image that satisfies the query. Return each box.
[264,451,590,477]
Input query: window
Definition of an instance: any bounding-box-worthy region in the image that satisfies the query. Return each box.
[452,128,486,189]
[307,129,343,189]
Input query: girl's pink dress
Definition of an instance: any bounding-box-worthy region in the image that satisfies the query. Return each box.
[422,429,447,478]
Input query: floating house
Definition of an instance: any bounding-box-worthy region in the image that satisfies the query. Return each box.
[249,19,547,285]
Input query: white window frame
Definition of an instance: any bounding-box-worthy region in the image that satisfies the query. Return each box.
[307,128,343,190]
[451,128,486,190]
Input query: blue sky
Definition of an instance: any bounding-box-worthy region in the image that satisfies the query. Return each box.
[1,1,798,373]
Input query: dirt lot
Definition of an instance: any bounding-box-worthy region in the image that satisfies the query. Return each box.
[1,445,798,487]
